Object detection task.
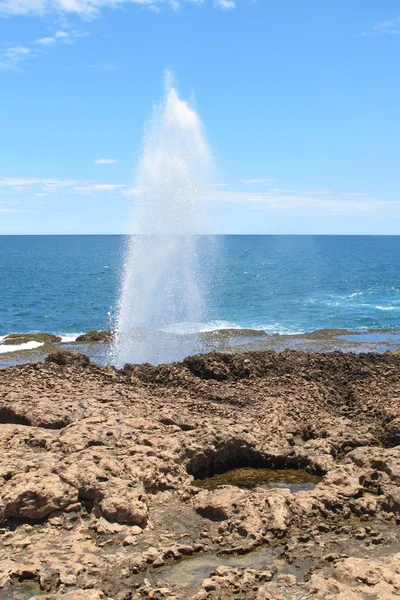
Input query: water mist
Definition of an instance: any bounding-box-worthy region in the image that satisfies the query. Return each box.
[113,75,213,366]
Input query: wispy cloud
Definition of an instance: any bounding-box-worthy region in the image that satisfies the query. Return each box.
[95,158,118,164]
[4,175,397,222]
[269,188,333,195]
[0,45,31,71]
[0,29,85,71]
[0,177,80,189]
[0,0,229,18]
[73,183,125,192]
[214,0,235,9]
[0,176,126,195]
[358,18,400,37]
[242,178,277,184]
[208,188,400,217]
[34,36,57,46]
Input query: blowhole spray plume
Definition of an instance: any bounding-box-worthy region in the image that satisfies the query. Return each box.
[112,74,213,366]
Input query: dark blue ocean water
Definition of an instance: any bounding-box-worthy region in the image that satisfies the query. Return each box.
[1,235,400,339]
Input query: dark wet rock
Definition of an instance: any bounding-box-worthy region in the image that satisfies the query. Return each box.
[385,417,400,447]
[45,350,91,367]
[76,330,113,343]
[4,333,62,346]
[183,352,260,381]
[299,328,350,340]
[199,328,269,341]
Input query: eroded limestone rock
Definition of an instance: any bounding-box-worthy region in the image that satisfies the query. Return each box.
[0,350,400,599]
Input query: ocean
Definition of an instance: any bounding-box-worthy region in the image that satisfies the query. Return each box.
[1,235,400,365]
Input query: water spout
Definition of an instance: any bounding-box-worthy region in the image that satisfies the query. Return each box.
[112,74,213,366]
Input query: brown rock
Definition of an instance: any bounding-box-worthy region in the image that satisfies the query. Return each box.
[0,349,400,598]
[0,471,78,521]
[194,486,246,521]
[98,488,149,525]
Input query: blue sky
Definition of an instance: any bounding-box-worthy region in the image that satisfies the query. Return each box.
[0,0,400,234]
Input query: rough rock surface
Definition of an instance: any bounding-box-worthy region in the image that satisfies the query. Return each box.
[75,330,114,343]
[0,349,400,599]
[3,333,62,345]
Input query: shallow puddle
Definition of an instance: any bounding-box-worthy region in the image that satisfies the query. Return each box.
[0,582,47,600]
[144,546,278,594]
[193,467,321,493]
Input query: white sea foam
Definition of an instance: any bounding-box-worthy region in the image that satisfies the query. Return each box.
[0,341,44,354]
[160,321,239,335]
[161,320,305,336]
[60,333,83,343]
[375,306,397,311]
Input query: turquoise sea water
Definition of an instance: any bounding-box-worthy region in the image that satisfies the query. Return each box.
[1,235,400,341]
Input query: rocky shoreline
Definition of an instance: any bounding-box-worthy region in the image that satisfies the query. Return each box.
[1,349,400,599]
[2,328,400,370]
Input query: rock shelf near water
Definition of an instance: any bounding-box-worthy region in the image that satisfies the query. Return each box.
[75,330,114,343]
[1,349,400,599]
[3,333,62,346]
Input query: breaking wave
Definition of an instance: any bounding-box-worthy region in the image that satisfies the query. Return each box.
[0,341,44,354]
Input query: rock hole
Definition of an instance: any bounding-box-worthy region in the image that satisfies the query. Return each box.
[87,440,105,447]
[186,441,322,493]
[78,495,95,514]
[11,572,39,583]
[0,407,31,426]
[40,420,70,430]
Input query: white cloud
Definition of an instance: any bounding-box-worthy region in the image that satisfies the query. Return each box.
[269,188,333,195]
[0,0,221,17]
[0,29,86,71]
[0,177,44,187]
[207,187,400,217]
[0,177,81,189]
[73,183,126,192]
[34,36,57,45]
[0,45,31,70]
[95,158,118,164]
[215,0,235,9]
[6,175,398,221]
[358,18,400,37]
[0,176,126,194]
[242,178,277,184]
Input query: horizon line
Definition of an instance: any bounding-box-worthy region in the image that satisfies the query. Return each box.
[1,233,400,237]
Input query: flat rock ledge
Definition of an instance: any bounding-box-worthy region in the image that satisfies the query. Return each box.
[0,349,400,599]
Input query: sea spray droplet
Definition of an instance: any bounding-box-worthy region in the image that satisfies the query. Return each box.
[112,74,214,366]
